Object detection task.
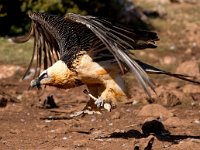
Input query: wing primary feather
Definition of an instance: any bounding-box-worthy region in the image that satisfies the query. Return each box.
[43,39,48,69]
[95,18,159,41]
[37,31,42,76]
[33,26,40,78]
[93,18,137,46]
[47,41,53,66]
[92,20,155,94]
[86,19,134,50]
[22,24,37,79]
[135,59,200,85]
[66,13,157,97]
[116,46,156,96]
[93,17,158,48]
[86,20,127,73]
[43,29,59,63]
[11,23,34,43]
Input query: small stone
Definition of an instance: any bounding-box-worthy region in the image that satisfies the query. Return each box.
[45,120,51,123]
[142,120,170,136]
[0,98,7,107]
[43,95,58,109]
[20,119,25,122]
[176,60,199,77]
[104,103,111,112]
[10,129,20,134]
[108,123,113,126]
[164,117,192,127]
[138,104,173,119]
[191,93,200,101]
[161,56,176,65]
[132,100,139,106]
[194,119,200,124]
[50,130,55,133]
[159,92,181,107]
[73,140,87,148]
[185,48,192,54]
[169,45,176,50]
[170,139,200,149]
[137,135,156,150]
[52,147,67,150]
[182,84,200,93]
[111,111,120,120]
[16,95,22,101]
[114,129,121,133]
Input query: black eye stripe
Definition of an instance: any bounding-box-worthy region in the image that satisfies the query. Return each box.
[39,72,48,80]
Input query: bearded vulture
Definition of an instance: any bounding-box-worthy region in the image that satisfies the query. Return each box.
[12,12,200,111]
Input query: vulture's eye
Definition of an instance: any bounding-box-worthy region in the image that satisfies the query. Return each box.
[41,72,48,78]
[39,71,48,80]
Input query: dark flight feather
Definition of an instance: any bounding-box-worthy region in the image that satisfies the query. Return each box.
[135,59,200,84]
[11,12,161,97]
[66,13,158,97]
[11,12,200,97]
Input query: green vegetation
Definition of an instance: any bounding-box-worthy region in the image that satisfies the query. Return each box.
[0,38,33,66]
[0,0,121,36]
[0,0,123,65]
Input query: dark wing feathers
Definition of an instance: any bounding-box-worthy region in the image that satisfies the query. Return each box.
[135,59,200,84]
[66,13,157,97]
[11,12,159,97]
[11,12,161,97]
[91,17,159,49]
[11,12,200,97]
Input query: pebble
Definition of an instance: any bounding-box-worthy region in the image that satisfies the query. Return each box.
[138,104,173,119]
[111,111,120,120]
[176,60,199,77]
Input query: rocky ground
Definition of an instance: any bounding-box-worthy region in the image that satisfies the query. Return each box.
[1,0,200,149]
[0,65,199,150]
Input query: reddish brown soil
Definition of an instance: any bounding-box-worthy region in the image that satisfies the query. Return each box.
[0,66,200,150]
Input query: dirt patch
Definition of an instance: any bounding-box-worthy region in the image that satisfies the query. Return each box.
[0,67,199,150]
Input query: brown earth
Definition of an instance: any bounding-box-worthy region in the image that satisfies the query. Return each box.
[0,60,200,150]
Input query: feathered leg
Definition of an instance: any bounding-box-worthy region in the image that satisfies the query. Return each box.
[75,53,129,111]
[83,77,129,112]
[83,84,104,111]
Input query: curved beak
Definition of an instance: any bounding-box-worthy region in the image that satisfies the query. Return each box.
[30,78,41,89]
[30,70,49,89]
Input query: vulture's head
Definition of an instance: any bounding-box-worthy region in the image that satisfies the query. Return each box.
[30,60,80,89]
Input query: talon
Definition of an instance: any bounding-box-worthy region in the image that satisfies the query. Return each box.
[83,89,111,111]
[95,97,104,107]
[104,103,111,112]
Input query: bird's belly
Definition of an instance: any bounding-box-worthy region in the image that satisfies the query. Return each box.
[75,54,120,84]
[73,53,129,103]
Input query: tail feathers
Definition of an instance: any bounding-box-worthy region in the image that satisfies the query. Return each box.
[135,59,200,84]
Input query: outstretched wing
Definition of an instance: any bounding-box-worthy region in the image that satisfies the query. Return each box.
[11,13,61,78]
[12,12,159,97]
[66,13,159,97]
[11,12,102,79]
